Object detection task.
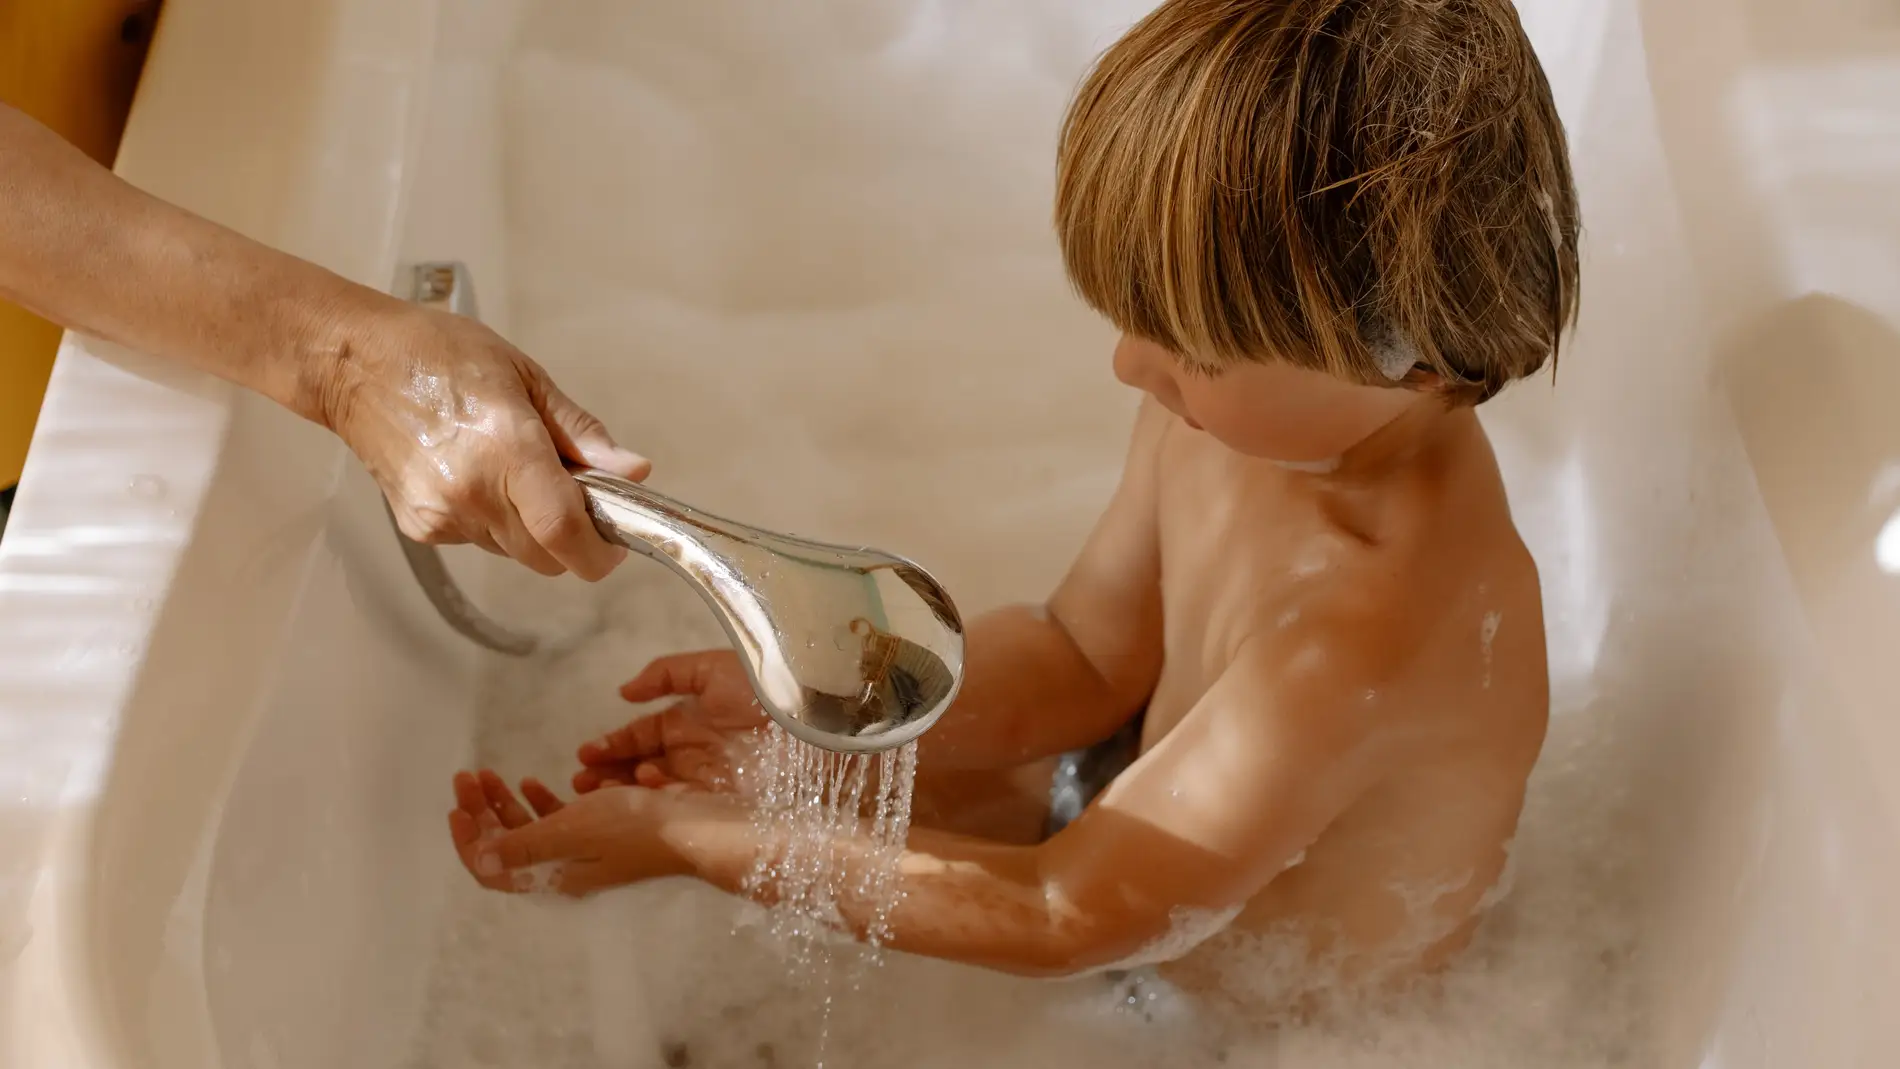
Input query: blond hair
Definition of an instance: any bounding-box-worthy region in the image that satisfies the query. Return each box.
[1056,0,1581,404]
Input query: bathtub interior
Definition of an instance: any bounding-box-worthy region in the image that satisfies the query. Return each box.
[71,0,1900,1066]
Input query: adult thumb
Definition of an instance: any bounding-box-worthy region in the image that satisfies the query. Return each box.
[537,379,652,482]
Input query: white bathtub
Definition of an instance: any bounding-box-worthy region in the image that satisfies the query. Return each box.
[4,0,1899,1065]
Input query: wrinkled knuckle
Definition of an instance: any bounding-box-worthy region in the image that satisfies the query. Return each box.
[566,405,607,435]
[525,504,586,546]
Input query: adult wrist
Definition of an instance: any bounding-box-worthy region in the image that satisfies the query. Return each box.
[278,277,401,434]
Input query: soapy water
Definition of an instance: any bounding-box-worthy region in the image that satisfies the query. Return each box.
[402,565,1649,1068]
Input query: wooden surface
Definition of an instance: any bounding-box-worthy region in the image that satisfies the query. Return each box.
[0,0,161,488]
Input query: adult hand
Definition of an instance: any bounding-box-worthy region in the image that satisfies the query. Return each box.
[0,102,646,581]
[323,300,650,581]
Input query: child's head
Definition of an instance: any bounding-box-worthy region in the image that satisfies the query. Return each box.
[1056,0,1581,463]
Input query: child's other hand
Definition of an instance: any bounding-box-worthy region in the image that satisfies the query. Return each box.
[619,649,765,732]
[448,769,681,896]
[574,650,766,793]
[572,710,752,794]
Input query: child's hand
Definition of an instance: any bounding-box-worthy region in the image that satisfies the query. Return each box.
[448,769,683,896]
[619,650,765,732]
[573,650,767,793]
[572,710,755,794]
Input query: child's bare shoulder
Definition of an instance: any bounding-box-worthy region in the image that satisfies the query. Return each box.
[1229,521,1537,740]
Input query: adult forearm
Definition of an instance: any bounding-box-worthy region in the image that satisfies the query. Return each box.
[917,602,1142,771]
[0,102,380,425]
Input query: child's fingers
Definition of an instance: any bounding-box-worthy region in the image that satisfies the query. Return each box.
[453,770,489,815]
[484,810,588,871]
[448,807,481,848]
[572,768,636,793]
[664,707,726,747]
[653,745,715,791]
[578,713,668,765]
[634,762,675,789]
[521,777,566,818]
[449,809,511,890]
[478,769,535,829]
[619,651,727,703]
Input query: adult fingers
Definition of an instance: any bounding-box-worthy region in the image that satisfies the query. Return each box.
[504,449,625,582]
[535,377,651,482]
[485,493,567,577]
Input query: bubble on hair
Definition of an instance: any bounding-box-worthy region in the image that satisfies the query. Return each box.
[1373,330,1422,381]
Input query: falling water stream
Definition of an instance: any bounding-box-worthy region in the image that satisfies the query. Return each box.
[740,725,921,1067]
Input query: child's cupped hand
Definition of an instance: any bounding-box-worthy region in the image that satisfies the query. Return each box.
[448,769,681,896]
[573,649,767,795]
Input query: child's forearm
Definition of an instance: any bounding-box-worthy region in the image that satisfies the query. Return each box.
[916,603,1144,771]
[653,792,1103,977]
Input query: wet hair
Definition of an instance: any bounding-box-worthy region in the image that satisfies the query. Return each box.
[1055,0,1581,404]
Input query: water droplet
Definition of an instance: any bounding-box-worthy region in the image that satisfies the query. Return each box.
[127,474,167,501]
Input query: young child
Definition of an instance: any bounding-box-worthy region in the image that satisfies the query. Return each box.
[447,0,1579,1010]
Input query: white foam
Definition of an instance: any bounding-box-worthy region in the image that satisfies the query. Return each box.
[1069,904,1246,977]
[1374,333,1421,381]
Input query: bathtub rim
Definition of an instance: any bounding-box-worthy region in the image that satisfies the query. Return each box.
[0,0,442,1065]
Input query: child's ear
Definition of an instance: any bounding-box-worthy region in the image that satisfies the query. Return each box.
[1398,370,1482,412]
[1399,365,1443,393]
[1402,367,1488,407]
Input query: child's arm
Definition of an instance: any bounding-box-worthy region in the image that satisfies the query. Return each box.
[911,398,1168,769]
[606,400,1168,775]
[459,623,1388,978]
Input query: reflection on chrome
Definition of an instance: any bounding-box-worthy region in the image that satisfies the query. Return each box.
[574,469,963,753]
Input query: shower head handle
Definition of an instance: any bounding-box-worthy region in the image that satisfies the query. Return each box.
[574,469,964,754]
[392,260,961,753]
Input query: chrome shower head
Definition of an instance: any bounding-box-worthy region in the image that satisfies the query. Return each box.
[574,469,963,753]
[390,260,963,753]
